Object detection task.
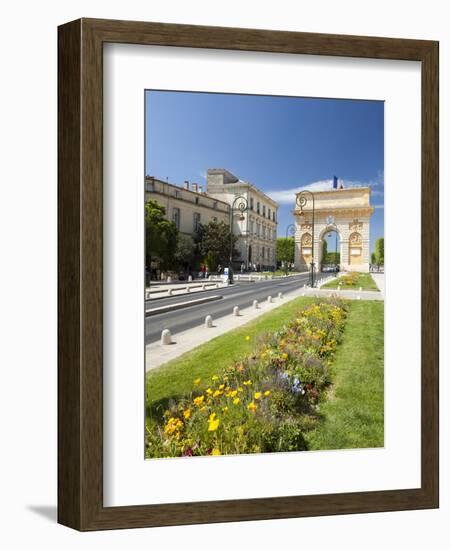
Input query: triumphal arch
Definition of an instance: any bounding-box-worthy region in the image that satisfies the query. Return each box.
[294,187,374,273]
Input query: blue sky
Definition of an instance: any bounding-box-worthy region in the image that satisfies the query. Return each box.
[145,91,384,253]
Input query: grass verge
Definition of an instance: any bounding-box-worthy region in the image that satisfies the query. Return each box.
[146,296,315,417]
[306,300,384,450]
[321,272,379,291]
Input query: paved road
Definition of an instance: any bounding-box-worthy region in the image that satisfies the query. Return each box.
[145,272,327,344]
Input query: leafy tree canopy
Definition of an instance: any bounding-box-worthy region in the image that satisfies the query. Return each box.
[196,220,238,271]
[145,199,178,270]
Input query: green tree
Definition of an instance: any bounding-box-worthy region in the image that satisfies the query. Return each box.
[145,199,178,273]
[322,239,328,263]
[276,237,295,274]
[196,220,238,270]
[371,252,376,265]
[374,237,384,265]
[174,234,196,270]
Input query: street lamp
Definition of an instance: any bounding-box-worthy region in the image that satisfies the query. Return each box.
[296,190,316,287]
[229,195,249,267]
[285,223,295,276]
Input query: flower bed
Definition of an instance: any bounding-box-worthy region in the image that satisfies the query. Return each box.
[146,297,348,458]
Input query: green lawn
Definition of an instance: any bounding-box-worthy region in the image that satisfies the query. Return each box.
[306,300,384,450]
[146,297,384,452]
[146,296,316,418]
[321,272,379,291]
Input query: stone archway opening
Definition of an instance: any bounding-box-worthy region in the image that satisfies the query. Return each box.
[319,227,341,272]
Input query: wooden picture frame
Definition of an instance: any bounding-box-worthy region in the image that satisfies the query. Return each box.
[58,18,439,531]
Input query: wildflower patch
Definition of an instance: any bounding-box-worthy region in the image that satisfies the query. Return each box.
[146,297,348,458]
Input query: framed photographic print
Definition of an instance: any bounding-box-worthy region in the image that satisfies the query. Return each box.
[58,18,439,530]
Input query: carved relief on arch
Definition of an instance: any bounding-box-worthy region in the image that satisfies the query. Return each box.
[301,232,312,246]
[349,231,362,245]
[349,219,363,232]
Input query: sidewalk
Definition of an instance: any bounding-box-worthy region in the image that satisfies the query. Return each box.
[145,284,383,372]
[370,272,385,298]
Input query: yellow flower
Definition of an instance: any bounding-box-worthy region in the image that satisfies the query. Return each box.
[200,406,206,412]
[211,448,221,456]
[213,389,223,397]
[222,406,228,412]
[281,353,288,360]
[208,413,220,432]
[194,377,201,386]
[193,395,205,406]
[233,397,240,405]
[264,390,271,397]
[211,375,219,381]
[238,387,244,392]
[247,402,257,412]
[183,409,191,419]
[206,388,213,395]
[243,380,252,386]
[254,392,262,400]
[229,390,238,398]
[245,335,250,341]
[219,384,225,390]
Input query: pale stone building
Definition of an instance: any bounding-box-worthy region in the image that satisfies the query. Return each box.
[145,176,230,236]
[294,187,374,273]
[206,169,279,270]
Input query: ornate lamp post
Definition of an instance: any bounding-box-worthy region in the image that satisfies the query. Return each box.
[296,190,316,287]
[285,223,296,276]
[229,195,248,267]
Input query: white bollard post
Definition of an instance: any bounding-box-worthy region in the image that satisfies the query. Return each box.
[303,283,306,288]
[186,287,190,293]
[202,284,206,290]
[167,276,172,283]
[145,291,150,300]
[168,289,173,296]
[205,315,213,328]
[267,295,273,303]
[161,329,172,345]
[357,295,361,300]
[249,276,253,282]
[188,275,192,282]
[359,287,362,292]
[233,306,240,316]
[301,292,305,296]
[278,292,283,299]
[253,300,259,309]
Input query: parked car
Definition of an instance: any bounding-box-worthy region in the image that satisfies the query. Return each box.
[321,264,339,273]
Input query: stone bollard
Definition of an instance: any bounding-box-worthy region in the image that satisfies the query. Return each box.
[267,295,273,303]
[253,300,259,309]
[167,276,172,283]
[357,295,361,300]
[161,329,172,345]
[145,291,150,300]
[186,287,190,293]
[188,275,192,282]
[205,315,213,328]
[359,287,362,292]
[168,289,173,296]
[303,283,306,288]
[233,306,240,316]
[202,284,206,290]
[278,291,283,299]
